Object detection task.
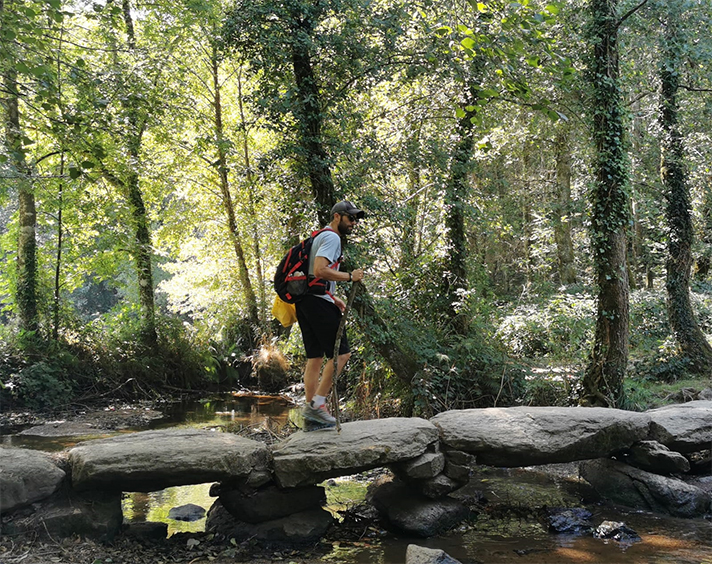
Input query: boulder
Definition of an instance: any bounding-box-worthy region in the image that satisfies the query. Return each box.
[367,479,469,537]
[0,447,66,513]
[546,508,593,534]
[411,474,467,499]
[391,450,445,481]
[168,503,206,522]
[205,499,333,545]
[647,401,712,453]
[219,483,326,523]
[593,520,641,543]
[68,429,271,491]
[123,521,168,541]
[431,406,650,466]
[272,418,439,488]
[406,544,462,564]
[624,440,690,475]
[580,458,710,518]
[3,489,122,540]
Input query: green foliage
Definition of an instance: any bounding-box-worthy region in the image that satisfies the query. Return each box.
[3,360,74,410]
[76,306,207,391]
[495,290,595,359]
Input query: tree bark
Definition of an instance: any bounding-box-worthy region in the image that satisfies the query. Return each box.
[237,69,267,328]
[211,46,260,330]
[659,6,712,372]
[289,6,335,224]
[553,125,577,284]
[354,285,420,385]
[3,63,39,336]
[122,0,156,345]
[444,110,475,334]
[581,0,630,408]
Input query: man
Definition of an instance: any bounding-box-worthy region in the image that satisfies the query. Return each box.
[296,200,365,426]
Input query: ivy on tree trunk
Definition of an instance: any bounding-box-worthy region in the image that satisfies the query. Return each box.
[3,65,39,336]
[659,4,712,372]
[581,0,630,408]
[289,5,335,224]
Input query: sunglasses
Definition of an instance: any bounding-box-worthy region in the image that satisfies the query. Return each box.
[342,213,358,222]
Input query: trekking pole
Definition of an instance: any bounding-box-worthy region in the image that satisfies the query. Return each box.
[331,280,360,432]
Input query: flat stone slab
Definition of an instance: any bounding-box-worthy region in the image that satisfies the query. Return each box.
[431,406,650,467]
[0,447,66,513]
[647,400,712,453]
[68,429,271,492]
[272,418,439,488]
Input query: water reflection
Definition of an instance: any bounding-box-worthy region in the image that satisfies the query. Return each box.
[123,483,213,536]
[152,393,295,431]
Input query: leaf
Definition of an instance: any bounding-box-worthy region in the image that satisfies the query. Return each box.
[461,37,476,50]
[545,3,560,15]
[526,56,541,67]
[455,107,466,118]
[69,167,82,179]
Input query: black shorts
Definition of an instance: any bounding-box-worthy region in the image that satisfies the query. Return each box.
[295,295,350,359]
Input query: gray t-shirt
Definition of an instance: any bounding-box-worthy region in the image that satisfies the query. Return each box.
[308,229,342,302]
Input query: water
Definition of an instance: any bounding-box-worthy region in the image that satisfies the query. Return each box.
[5,395,712,562]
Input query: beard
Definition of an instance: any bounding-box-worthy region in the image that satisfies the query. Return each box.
[337,218,353,236]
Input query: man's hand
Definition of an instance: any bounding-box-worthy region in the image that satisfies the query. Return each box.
[334,296,347,312]
[351,268,364,282]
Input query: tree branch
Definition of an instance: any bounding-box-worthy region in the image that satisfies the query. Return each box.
[616,0,651,29]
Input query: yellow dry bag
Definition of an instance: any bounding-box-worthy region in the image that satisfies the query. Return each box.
[272,295,297,327]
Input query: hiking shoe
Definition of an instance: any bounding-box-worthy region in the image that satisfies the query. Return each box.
[302,402,336,426]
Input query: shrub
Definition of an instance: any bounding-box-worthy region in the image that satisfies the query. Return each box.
[495,292,595,359]
[4,360,74,410]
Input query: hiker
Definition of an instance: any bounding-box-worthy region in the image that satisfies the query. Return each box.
[297,200,365,426]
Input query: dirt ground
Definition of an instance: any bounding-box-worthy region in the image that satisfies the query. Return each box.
[0,533,344,564]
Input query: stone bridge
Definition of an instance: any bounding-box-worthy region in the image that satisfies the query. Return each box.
[3,401,712,542]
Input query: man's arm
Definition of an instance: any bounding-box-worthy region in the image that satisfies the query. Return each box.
[314,257,363,282]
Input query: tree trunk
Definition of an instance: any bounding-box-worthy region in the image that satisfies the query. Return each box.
[122,0,156,345]
[660,6,712,372]
[553,125,577,284]
[237,69,267,328]
[444,110,475,333]
[3,63,39,336]
[580,0,629,408]
[53,153,64,341]
[696,184,712,280]
[211,47,260,330]
[354,285,420,385]
[289,7,335,224]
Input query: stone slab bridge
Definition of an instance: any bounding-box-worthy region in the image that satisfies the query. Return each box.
[3,401,712,542]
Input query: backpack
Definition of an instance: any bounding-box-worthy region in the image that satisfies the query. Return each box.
[273,228,341,303]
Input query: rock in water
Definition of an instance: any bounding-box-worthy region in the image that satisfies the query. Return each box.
[168,503,206,522]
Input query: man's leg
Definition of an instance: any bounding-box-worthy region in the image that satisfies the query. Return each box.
[316,352,351,397]
[304,357,323,404]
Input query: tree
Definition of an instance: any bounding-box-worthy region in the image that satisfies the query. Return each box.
[659,0,712,372]
[579,0,640,407]
[553,122,577,284]
[0,0,64,338]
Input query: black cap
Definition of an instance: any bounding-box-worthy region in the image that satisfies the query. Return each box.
[331,200,365,219]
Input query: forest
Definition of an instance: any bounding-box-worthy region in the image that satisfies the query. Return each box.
[2,0,712,416]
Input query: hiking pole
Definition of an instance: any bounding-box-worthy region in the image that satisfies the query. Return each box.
[331,280,360,432]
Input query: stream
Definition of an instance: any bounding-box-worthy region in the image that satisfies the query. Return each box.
[4,394,712,563]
